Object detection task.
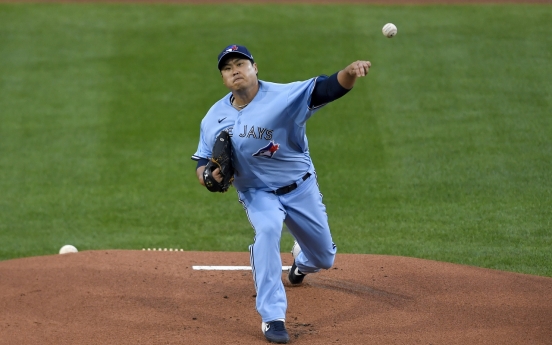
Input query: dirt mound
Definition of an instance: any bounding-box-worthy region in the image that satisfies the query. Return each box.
[1,250,551,344]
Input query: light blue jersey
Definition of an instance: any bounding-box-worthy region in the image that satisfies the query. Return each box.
[231,78,324,191]
[193,78,325,190]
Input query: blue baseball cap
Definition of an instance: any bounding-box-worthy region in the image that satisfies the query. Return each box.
[217,44,254,70]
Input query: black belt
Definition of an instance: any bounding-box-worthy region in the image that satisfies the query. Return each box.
[272,173,311,196]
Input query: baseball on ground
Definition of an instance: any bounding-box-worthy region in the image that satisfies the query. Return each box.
[59,244,78,254]
[382,23,397,38]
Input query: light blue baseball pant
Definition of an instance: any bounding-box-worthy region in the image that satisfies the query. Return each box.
[237,174,337,322]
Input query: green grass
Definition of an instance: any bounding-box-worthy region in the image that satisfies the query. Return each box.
[0,4,551,277]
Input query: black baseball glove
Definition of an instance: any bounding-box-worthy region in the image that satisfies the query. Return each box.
[203,130,234,193]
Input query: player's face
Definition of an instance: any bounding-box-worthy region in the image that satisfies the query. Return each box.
[220,57,258,91]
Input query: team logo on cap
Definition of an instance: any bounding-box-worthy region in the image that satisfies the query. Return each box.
[225,45,239,53]
[252,141,280,158]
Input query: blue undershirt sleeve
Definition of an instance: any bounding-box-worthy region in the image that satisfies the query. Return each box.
[310,72,351,108]
[196,158,209,169]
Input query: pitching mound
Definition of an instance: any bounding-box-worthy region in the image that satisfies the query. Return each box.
[1,250,551,344]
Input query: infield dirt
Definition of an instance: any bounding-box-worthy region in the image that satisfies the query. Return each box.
[1,250,551,344]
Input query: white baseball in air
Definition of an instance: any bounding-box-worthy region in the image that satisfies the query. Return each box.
[382,23,397,38]
[59,244,78,254]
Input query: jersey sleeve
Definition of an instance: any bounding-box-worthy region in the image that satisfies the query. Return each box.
[191,118,212,161]
[286,77,326,126]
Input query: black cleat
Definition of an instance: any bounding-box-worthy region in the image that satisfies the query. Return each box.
[288,260,306,285]
[262,320,290,344]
